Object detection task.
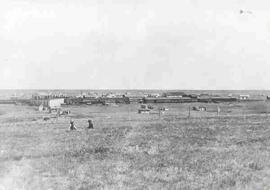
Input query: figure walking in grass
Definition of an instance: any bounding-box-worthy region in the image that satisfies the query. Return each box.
[70,120,77,130]
[87,119,94,129]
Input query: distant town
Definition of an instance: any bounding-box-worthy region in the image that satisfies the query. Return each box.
[0,90,268,112]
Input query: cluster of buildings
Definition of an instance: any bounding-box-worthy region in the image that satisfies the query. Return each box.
[1,91,259,110]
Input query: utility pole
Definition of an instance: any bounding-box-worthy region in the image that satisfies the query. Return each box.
[217,106,220,116]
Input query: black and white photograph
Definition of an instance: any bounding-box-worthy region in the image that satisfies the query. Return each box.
[0,0,270,189]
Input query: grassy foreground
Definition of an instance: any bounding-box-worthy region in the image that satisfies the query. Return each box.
[0,102,270,189]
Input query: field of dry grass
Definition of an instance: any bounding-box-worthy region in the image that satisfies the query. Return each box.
[1,102,270,189]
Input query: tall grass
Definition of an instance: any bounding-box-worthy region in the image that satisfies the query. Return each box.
[1,103,270,189]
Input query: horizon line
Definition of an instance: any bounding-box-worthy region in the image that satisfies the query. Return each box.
[0,89,269,91]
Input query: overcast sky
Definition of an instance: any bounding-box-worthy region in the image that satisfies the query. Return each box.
[0,0,270,89]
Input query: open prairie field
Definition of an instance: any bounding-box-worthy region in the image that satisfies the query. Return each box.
[1,102,270,189]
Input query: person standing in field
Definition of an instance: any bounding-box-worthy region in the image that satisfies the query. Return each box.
[70,120,77,130]
[87,119,94,129]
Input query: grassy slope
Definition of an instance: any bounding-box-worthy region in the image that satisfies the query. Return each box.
[0,103,270,189]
